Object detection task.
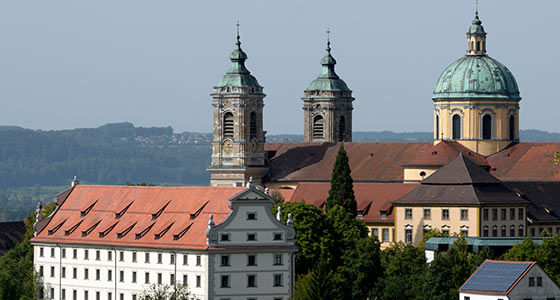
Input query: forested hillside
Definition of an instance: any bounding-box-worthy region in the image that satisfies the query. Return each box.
[0,122,559,221]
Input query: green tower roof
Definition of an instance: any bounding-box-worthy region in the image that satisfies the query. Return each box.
[305,41,351,92]
[469,13,486,35]
[215,35,262,88]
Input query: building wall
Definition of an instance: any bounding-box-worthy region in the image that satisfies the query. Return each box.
[368,224,395,248]
[479,206,526,238]
[403,167,438,182]
[35,245,208,300]
[458,292,509,300]
[302,93,353,143]
[508,265,560,300]
[395,206,480,245]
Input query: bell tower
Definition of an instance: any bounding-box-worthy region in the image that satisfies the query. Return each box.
[303,32,354,143]
[208,25,268,187]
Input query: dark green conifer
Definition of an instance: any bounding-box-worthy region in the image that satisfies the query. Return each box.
[325,144,357,216]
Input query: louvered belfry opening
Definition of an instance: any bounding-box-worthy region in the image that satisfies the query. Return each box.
[338,116,346,142]
[223,112,234,138]
[250,112,257,140]
[313,115,324,139]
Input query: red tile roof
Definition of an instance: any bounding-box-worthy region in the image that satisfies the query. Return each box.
[488,143,560,181]
[32,185,244,250]
[287,182,417,224]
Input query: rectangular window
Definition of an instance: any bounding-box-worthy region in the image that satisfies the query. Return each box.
[247,212,257,220]
[464,297,470,300]
[274,274,283,287]
[84,268,89,280]
[62,267,66,278]
[529,277,535,287]
[423,208,431,220]
[96,269,100,280]
[510,226,516,237]
[510,208,516,220]
[96,250,100,261]
[196,255,201,266]
[220,233,230,241]
[132,252,137,262]
[405,208,412,220]
[371,228,378,238]
[248,255,257,266]
[483,208,489,221]
[537,277,542,287]
[247,274,257,287]
[461,228,469,237]
[157,253,162,264]
[405,229,413,243]
[519,226,524,237]
[119,270,124,282]
[120,294,124,300]
[145,252,149,263]
[157,273,162,284]
[170,253,175,265]
[460,208,468,220]
[247,233,257,241]
[73,290,77,300]
[132,271,137,283]
[145,272,150,284]
[501,208,507,220]
[492,226,498,237]
[108,292,112,300]
[119,251,124,262]
[40,247,44,257]
[221,275,230,288]
[73,267,77,279]
[132,295,136,300]
[492,208,498,221]
[382,228,389,242]
[62,248,66,258]
[442,209,449,220]
[274,233,283,241]
[221,255,230,266]
[170,273,175,285]
[84,290,88,300]
[183,274,188,286]
[108,270,112,281]
[501,226,507,237]
[73,249,77,259]
[183,254,188,265]
[274,254,283,266]
[196,275,201,288]
[50,266,55,277]
[108,250,112,261]
[62,289,66,300]
[39,265,44,277]
[51,247,55,258]
[51,288,55,299]
[96,292,100,300]
[84,249,89,260]
[519,208,524,220]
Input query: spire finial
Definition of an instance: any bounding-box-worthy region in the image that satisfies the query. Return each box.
[475,0,479,17]
[326,28,331,53]
[236,20,241,49]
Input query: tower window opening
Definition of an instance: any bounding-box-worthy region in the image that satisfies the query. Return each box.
[223,112,234,138]
[313,115,324,139]
[452,114,461,140]
[470,41,474,51]
[482,114,492,140]
[476,41,480,51]
[435,115,440,139]
[338,116,346,142]
[509,115,515,140]
[250,112,257,140]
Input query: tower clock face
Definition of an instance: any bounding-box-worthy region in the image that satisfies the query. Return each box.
[222,140,233,155]
[251,139,258,153]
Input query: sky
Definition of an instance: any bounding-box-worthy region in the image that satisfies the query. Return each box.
[0,1,558,134]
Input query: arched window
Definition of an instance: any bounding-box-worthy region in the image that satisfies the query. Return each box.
[476,41,480,51]
[223,112,234,138]
[509,115,515,140]
[435,115,439,139]
[313,115,324,139]
[250,112,257,140]
[452,114,461,139]
[482,114,492,140]
[338,116,346,142]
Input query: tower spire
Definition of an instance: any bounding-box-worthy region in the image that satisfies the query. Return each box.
[326,28,331,52]
[236,20,241,49]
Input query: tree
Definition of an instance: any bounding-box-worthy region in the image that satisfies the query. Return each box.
[139,284,194,300]
[325,144,357,216]
[339,235,383,300]
[290,252,342,300]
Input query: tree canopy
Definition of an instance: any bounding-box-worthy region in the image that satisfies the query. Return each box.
[325,144,357,216]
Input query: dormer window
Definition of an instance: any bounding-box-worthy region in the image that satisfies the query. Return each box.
[220,233,230,242]
[273,233,283,241]
[247,212,257,220]
[247,233,257,241]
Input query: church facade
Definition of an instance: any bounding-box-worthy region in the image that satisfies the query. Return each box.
[207,12,560,247]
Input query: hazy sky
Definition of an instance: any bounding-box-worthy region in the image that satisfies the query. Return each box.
[0,1,558,134]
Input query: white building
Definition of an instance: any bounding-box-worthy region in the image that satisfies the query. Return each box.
[459,260,560,300]
[31,181,296,300]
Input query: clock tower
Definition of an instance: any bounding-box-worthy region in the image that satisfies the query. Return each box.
[207,27,268,187]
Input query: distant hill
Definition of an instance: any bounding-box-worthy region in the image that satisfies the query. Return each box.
[0,122,559,221]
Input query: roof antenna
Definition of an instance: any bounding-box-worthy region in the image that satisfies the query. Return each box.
[236,20,241,49]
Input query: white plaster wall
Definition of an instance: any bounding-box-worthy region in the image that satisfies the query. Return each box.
[459,292,508,300]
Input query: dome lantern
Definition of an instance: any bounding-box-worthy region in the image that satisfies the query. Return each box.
[466,10,487,55]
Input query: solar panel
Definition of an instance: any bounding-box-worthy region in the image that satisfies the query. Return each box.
[461,261,532,292]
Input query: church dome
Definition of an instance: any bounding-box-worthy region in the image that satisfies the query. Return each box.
[305,41,351,93]
[432,55,520,100]
[215,35,262,89]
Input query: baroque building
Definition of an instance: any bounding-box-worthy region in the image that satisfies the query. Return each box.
[302,39,354,142]
[208,32,268,187]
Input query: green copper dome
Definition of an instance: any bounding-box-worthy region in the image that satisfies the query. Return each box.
[433,55,520,100]
[215,36,262,88]
[305,42,351,92]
